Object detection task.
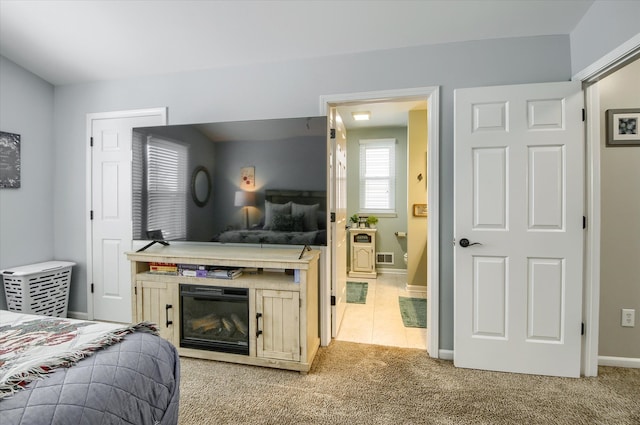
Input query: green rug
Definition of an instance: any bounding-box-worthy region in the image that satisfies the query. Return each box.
[346,281,368,304]
[399,297,427,328]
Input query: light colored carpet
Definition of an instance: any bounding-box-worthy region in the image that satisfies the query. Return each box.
[179,341,640,425]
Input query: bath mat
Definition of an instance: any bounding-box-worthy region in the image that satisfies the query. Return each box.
[346,281,368,304]
[399,297,427,328]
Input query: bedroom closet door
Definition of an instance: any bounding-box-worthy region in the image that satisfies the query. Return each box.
[88,108,166,323]
[454,82,584,377]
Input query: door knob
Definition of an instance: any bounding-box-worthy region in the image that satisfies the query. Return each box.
[459,238,482,248]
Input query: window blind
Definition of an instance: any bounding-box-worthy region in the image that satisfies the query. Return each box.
[359,139,396,213]
[145,136,188,240]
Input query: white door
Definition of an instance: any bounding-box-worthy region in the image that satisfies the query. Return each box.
[330,108,348,337]
[89,108,166,323]
[454,82,584,377]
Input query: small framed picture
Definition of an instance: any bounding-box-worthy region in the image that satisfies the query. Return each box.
[413,203,428,217]
[606,109,640,147]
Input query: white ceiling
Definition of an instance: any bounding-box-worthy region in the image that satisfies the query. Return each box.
[0,0,595,128]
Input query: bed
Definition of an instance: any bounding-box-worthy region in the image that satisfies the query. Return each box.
[0,310,180,425]
[213,189,327,245]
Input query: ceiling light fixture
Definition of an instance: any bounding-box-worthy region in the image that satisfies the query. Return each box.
[352,111,371,121]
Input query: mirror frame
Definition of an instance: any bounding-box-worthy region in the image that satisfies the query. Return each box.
[191,166,211,207]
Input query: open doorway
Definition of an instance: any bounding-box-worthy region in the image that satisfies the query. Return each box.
[321,87,440,357]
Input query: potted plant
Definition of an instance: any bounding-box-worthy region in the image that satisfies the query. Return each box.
[349,214,359,228]
[366,215,378,228]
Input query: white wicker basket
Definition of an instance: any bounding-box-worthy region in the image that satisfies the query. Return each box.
[1,261,76,317]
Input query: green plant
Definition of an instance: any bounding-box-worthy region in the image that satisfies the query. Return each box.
[349,214,359,224]
[366,215,378,226]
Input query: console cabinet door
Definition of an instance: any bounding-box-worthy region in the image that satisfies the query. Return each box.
[255,289,300,362]
[138,280,179,345]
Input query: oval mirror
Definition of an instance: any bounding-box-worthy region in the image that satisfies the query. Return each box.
[191,166,211,207]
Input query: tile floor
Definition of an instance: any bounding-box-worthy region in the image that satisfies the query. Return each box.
[336,273,428,349]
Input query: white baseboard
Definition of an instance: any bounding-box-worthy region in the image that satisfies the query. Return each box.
[598,356,640,368]
[67,310,89,321]
[377,268,407,275]
[438,349,454,361]
[405,284,427,294]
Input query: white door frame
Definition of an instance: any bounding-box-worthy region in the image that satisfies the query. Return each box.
[85,107,167,321]
[575,34,640,376]
[320,86,440,357]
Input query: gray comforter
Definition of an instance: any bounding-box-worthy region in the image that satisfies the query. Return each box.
[0,331,180,425]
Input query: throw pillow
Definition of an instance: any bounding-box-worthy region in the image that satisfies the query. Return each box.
[292,203,319,231]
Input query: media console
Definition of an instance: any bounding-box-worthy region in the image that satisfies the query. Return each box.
[126,244,320,373]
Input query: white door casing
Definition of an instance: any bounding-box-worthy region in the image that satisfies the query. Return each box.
[330,108,348,337]
[454,82,584,377]
[320,86,440,356]
[87,108,167,323]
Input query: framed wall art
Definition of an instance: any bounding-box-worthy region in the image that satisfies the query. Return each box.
[0,131,21,188]
[241,166,255,188]
[606,109,640,147]
[413,203,428,217]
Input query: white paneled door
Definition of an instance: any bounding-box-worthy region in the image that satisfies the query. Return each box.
[330,107,348,337]
[454,82,584,377]
[89,108,166,323]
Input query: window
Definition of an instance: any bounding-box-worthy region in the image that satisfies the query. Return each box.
[359,138,396,213]
[133,134,188,240]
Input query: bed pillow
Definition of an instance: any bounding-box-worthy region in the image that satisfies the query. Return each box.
[272,213,304,232]
[263,201,292,230]
[292,203,319,231]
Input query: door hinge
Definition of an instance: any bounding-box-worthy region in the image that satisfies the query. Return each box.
[583,216,587,229]
[90,137,94,147]
[330,295,336,306]
[330,128,336,139]
[134,286,137,296]
[330,212,336,222]
[581,322,585,336]
[299,298,302,308]
[582,108,586,122]
[300,347,302,355]
[90,283,94,294]
[90,210,94,220]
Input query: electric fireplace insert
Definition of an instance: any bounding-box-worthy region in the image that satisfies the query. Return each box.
[179,284,249,355]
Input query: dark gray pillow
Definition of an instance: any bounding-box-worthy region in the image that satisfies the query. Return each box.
[263,201,292,230]
[292,203,319,231]
[273,213,304,232]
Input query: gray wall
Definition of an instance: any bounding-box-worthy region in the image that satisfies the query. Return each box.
[346,127,408,270]
[0,56,55,310]
[570,0,640,75]
[50,35,572,350]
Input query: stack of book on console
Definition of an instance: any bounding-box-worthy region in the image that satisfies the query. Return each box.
[149,262,178,275]
[179,264,208,277]
[177,264,242,279]
[208,268,242,279]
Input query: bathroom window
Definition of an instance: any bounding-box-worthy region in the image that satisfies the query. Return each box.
[359,138,396,214]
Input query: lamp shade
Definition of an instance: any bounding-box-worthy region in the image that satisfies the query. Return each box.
[234,191,256,207]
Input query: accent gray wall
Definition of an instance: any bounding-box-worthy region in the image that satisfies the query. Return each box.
[0,56,55,310]
[51,35,571,350]
[598,58,640,358]
[570,0,640,75]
